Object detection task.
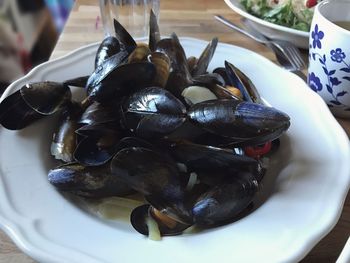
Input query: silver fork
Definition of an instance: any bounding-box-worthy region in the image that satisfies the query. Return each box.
[241,18,306,70]
[214,15,306,70]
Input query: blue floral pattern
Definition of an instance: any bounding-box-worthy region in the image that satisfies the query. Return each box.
[330,48,346,63]
[308,72,323,92]
[309,23,350,110]
[311,24,324,49]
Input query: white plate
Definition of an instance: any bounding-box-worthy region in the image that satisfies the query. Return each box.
[224,0,310,49]
[1,38,350,263]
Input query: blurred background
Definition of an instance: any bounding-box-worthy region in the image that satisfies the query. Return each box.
[0,0,74,95]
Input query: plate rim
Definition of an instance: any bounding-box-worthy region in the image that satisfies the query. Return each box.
[0,37,349,263]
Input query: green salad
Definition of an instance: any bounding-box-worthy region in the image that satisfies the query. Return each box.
[240,0,316,31]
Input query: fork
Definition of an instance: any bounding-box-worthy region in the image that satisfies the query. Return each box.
[241,18,306,70]
[214,15,306,71]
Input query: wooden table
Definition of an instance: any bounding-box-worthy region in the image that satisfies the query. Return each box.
[0,0,349,262]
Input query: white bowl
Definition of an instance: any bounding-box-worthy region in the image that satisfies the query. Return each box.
[0,38,349,263]
[224,0,310,49]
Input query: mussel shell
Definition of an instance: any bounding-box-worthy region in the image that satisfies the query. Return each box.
[87,61,156,103]
[131,204,191,236]
[74,123,121,166]
[95,36,121,68]
[187,99,290,140]
[86,50,129,102]
[148,52,170,88]
[0,82,71,130]
[149,9,161,52]
[113,19,137,53]
[192,73,225,87]
[225,61,263,104]
[120,87,187,138]
[168,141,263,179]
[191,37,218,77]
[187,56,198,73]
[156,35,192,98]
[63,76,89,88]
[48,162,133,198]
[213,67,229,85]
[111,147,192,224]
[128,43,151,64]
[51,102,84,163]
[21,82,71,115]
[192,176,258,226]
[78,101,120,125]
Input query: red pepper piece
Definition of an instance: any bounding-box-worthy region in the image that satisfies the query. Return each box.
[244,141,272,159]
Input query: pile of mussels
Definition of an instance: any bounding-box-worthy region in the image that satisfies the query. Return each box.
[0,12,290,237]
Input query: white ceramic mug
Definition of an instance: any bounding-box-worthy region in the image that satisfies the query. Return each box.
[99,0,160,38]
[308,0,350,118]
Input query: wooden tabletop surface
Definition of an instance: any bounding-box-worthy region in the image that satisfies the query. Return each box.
[0,0,349,262]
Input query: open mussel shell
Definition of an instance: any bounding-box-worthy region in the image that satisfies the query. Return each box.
[120,87,187,138]
[111,146,192,224]
[191,37,218,77]
[225,61,264,104]
[74,123,122,166]
[156,35,192,98]
[95,36,121,68]
[51,102,84,163]
[0,81,71,130]
[113,19,137,53]
[149,9,160,52]
[87,61,156,103]
[187,99,290,141]
[131,204,191,237]
[181,83,239,107]
[48,162,133,198]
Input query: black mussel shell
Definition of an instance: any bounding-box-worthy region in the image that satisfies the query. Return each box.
[0,82,71,130]
[192,172,259,227]
[95,36,121,68]
[111,147,192,224]
[63,76,89,88]
[213,67,229,85]
[113,19,137,53]
[192,73,225,87]
[86,50,129,100]
[51,102,84,163]
[87,61,156,103]
[225,61,263,104]
[156,36,192,98]
[168,141,263,181]
[187,99,290,141]
[191,37,218,77]
[74,123,122,166]
[149,9,161,52]
[131,204,191,236]
[78,101,120,125]
[120,87,187,138]
[48,162,133,198]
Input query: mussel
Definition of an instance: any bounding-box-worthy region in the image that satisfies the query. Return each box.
[0,81,71,130]
[48,162,133,198]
